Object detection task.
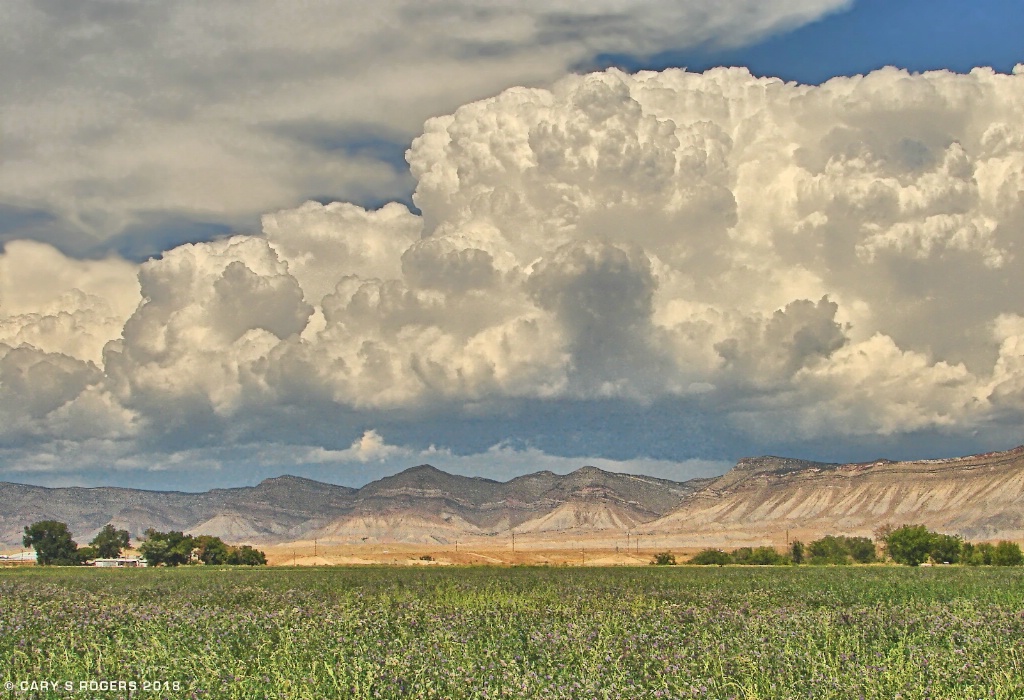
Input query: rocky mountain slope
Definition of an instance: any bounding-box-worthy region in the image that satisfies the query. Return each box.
[315,465,702,543]
[0,465,704,546]
[5,445,1024,547]
[0,475,356,546]
[645,446,1024,541]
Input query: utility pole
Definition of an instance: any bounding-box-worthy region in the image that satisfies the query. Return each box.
[512,531,515,553]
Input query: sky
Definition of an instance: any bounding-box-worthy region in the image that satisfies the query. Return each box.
[3,0,1024,491]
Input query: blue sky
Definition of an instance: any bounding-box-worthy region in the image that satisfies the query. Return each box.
[2,0,1024,490]
[617,0,1024,84]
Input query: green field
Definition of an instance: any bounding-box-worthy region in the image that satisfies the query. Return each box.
[2,566,1024,699]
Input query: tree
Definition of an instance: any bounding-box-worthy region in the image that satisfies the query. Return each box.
[808,536,850,565]
[76,545,98,563]
[992,541,1024,566]
[23,520,80,566]
[730,547,754,564]
[138,534,169,566]
[885,525,934,566]
[790,540,805,565]
[964,542,994,566]
[139,529,195,567]
[929,533,963,564]
[90,524,131,559]
[874,523,895,559]
[744,546,786,565]
[873,523,895,541]
[843,536,878,564]
[804,535,877,565]
[195,535,230,565]
[227,545,267,566]
[651,551,677,566]
[689,548,730,566]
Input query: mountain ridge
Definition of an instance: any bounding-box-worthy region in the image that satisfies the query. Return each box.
[0,463,707,546]
[645,445,1024,541]
[4,445,1024,547]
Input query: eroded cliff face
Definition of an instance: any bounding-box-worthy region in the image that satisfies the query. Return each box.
[307,466,704,542]
[6,447,1024,547]
[0,465,705,546]
[648,446,1024,540]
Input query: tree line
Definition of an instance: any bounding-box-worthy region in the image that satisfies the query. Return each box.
[21,520,266,567]
[655,525,1024,567]
[138,529,267,566]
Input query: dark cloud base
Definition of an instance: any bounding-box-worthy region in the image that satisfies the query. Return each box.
[5,395,1007,491]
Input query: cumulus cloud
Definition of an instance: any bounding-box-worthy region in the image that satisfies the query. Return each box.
[8,63,1024,484]
[0,241,140,444]
[0,0,849,248]
[314,430,413,464]
[0,240,140,363]
[103,236,312,422]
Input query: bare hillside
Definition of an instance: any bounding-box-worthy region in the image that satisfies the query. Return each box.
[646,446,1024,540]
[6,445,1024,548]
[0,465,704,546]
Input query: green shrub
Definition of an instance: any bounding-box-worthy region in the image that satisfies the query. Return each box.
[885,525,935,566]
[730,547,754,564]
[992,541,1024,566]
[964,542,994,566]
[689,548,730,566]
[651,551,677,565]
[790,540,805,564]
[808,536,851,565]
[744,546,787,565]
[843,536,878,564]
[226,545,268,566]
[929,533,963,564]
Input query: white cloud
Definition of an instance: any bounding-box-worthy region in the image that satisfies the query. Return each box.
[0,1,850,242]
[0,240,140,364]
[9,62,1024,481]
[263,201,422,304]
[314,429,413,463]
[102,235,312,420]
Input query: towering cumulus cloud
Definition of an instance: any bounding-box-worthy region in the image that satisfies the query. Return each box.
[4,65,1024,477]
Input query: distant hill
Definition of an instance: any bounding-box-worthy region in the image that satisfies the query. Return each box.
[0,475,356,546]
[318,464,704,543]
[0,465,706,546]
[4,445,1024,547]
[645,446,1024,541]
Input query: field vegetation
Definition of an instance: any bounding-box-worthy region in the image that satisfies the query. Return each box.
[2,565,1024,699]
